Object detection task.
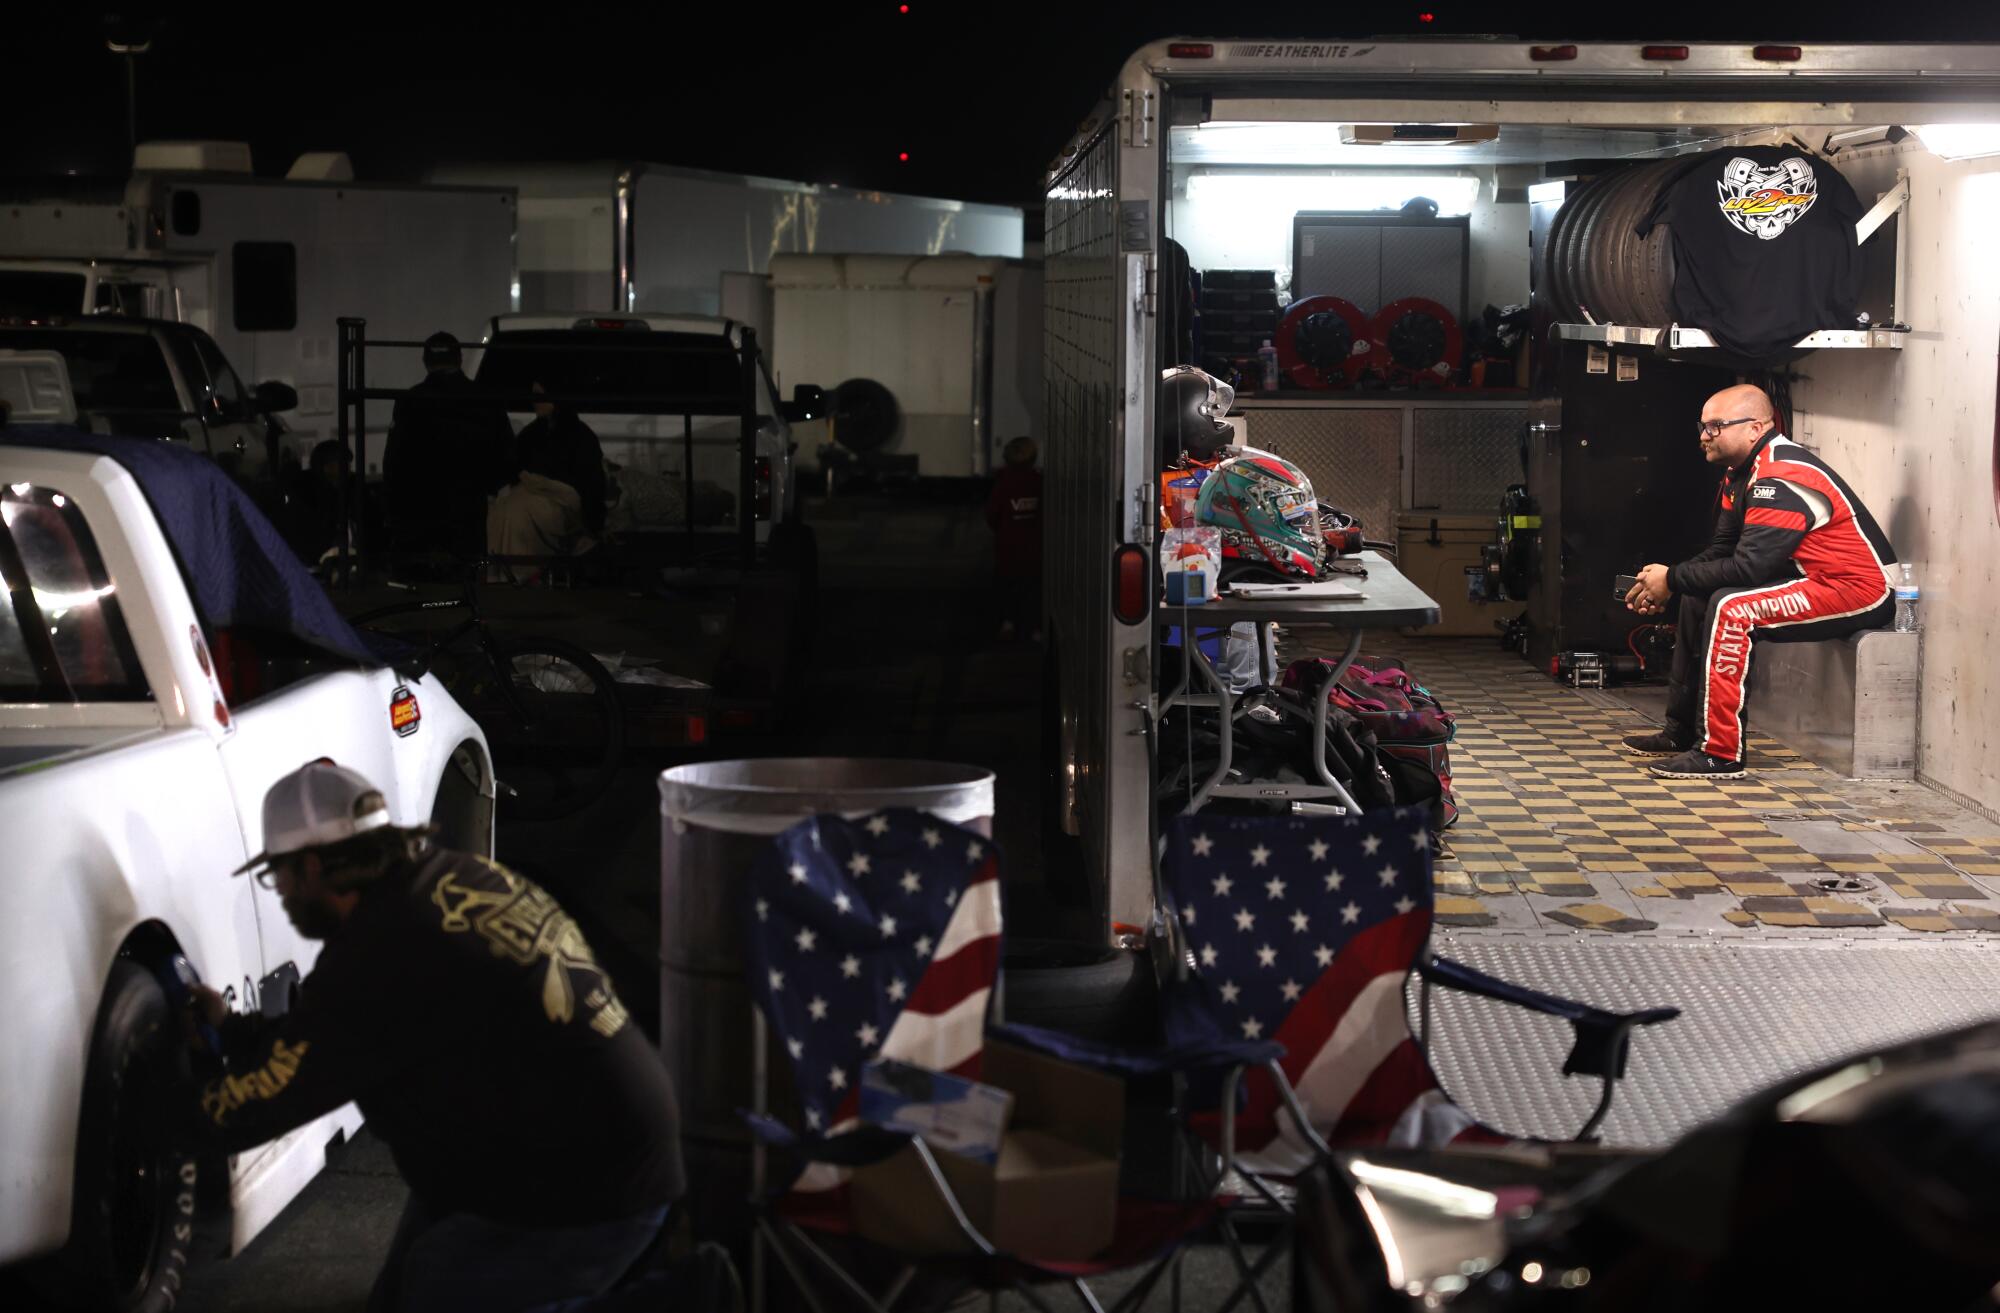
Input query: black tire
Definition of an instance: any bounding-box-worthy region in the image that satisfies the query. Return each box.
[1001,940,1154,1043]
[768,521,820,713]
[768,521,820,640]
[37,961,198,1313]
[830,379,899,454]
[436,635,625,822]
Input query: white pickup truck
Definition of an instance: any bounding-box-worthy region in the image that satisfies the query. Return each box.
[0,427,493,1311]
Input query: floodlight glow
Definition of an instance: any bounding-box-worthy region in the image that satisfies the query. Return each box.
[1182,171,1481,217]
[1912,124,2000,160]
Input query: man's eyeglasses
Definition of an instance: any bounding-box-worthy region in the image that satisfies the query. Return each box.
[1697,416,1763,438]
[249,859,300,890]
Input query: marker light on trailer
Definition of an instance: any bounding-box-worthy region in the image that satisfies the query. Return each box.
[1112,545,1150,625]
[1641,45,1690,61]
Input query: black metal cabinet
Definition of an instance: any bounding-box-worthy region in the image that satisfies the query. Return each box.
[1525,343,1732,667]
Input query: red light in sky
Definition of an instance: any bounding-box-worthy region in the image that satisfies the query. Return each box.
[1419,10,1434,20]
[899,4,909,11]
[899,152,909,162]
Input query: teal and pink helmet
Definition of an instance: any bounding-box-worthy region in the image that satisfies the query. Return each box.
[1195,449,1323,579]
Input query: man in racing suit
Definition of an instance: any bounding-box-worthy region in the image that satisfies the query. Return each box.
[1622,384,1897,779]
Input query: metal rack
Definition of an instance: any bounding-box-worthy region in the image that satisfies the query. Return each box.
[1552,170,1914,356]
[1554,323,1908,352]
[1155,553,1442,814]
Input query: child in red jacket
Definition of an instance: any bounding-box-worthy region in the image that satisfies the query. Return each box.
[986,436,1043,641]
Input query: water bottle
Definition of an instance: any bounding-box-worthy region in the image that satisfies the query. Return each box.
[1258,339,1280,392]
[1893,562,1920,632]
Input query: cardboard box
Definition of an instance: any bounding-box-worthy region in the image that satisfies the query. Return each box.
[849,1039,1124,1260]
[1396,513,1502,637]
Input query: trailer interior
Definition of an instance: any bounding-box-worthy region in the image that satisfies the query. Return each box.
[1160,110,1914,645]
[1071,77,2000,1122]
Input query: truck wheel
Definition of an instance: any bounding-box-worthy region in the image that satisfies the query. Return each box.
[40,961,198,1313]
[1001,940,1155,1043]
[769,521,819,616]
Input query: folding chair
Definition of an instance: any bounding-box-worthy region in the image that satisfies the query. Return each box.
[739,808,1217,1313]
[1151,805,1680,1313]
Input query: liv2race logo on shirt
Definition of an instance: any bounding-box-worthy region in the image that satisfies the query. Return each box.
[1716,156,1820,240]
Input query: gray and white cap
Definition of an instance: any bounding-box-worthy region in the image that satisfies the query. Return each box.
[234,759,391,874]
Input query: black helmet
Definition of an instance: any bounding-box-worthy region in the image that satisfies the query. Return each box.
[1160,365,1235,460]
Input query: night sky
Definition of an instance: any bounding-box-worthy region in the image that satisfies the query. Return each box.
[13,4,2000,213]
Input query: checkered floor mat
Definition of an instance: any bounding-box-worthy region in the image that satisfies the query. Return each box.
[1279,635,2000,936]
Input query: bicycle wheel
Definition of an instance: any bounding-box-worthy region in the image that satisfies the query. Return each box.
[433,635,625,821]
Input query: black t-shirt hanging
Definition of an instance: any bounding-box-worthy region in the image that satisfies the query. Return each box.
[1636,146,1865,361]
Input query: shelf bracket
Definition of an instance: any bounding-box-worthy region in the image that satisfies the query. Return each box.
[1855,170,1910,247]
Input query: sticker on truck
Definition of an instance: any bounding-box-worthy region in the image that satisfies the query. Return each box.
[390,686,421,737]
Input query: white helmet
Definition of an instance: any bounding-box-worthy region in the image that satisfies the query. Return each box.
[234,760,391,875]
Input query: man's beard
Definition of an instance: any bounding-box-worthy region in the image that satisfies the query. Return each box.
[282,894,345,940]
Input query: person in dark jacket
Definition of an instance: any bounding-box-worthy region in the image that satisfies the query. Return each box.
[173,761,687,1312]
[381,332,513,564]
[283,438,352,568]
[986,435,1043,641]
[513,380,608,535]
[1622,385,1896,779]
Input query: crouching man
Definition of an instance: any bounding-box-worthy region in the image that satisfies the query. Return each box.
[1623,385,1897,779]
[173,761,688,1312]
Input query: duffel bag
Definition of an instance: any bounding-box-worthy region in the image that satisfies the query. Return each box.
[1281,656,1458,829]
[1238,690,1397,811]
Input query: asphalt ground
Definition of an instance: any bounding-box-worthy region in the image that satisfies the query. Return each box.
[124,489,2000,1307]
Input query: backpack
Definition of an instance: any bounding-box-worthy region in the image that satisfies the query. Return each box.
[1155,693,1395,818]
[1280,656,1459,830]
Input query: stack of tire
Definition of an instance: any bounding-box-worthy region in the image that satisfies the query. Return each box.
[1540,161,1679,326]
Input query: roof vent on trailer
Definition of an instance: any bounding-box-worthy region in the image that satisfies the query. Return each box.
[133,141,253,174]
[287,151,355,181]
[1340,124,1500,147]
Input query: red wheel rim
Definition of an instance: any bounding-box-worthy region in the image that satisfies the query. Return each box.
[1368,297,1463,386]
[1275,296,1372,389]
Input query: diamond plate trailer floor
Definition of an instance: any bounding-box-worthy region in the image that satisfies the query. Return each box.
[1418,934,2000,1147]
[1274,636,2000,1146]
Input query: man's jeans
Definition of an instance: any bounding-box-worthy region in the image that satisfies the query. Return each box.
[368,1195,672,1313]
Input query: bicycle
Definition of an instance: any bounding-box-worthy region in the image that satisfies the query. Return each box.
[350,561,625,821]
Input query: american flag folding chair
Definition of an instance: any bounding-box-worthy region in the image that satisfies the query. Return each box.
[740,808,1217,1313]
[1153,806,1680,1313]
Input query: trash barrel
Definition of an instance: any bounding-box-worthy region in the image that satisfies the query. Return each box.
[658,758,995,1239]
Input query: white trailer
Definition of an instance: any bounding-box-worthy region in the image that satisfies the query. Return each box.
[767,252,1042,477]
[426,160,1026,319]
[1048,38,2000,932]
[0,144,518,467]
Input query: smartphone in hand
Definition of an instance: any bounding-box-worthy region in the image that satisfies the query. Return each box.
[1613,573,1644,601]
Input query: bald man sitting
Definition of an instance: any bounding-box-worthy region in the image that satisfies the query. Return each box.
[1622,385,1899,779]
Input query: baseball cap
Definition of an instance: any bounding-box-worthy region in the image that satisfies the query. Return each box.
[233,760,391,875]
[421,331,463,369]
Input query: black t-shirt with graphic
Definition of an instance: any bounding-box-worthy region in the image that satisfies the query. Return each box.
[1637,145,1865,360]
[182,849,685,1226]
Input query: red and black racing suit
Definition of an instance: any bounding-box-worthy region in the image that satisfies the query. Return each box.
[1662,431,1897,762]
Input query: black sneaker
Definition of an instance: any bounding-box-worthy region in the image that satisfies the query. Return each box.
[1649,749,1746,780]
[1621,729,1690,757]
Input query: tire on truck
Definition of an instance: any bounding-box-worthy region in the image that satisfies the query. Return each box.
[36,960,199,1313]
